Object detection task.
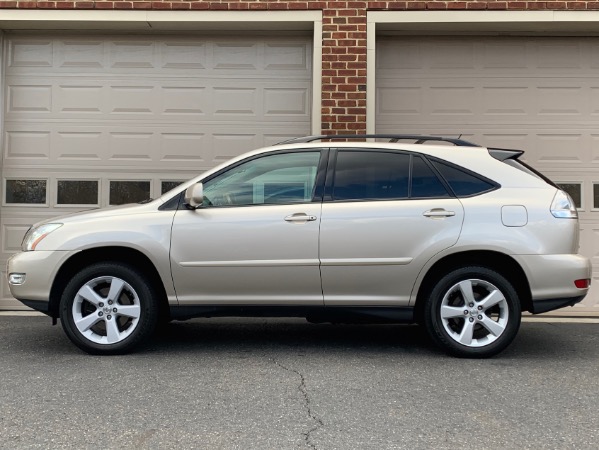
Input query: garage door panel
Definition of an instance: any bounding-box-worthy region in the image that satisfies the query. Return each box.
[378,36,599,76]
[7,39,53,68]
[7,84,52,113]
[4,130,51,161]
[377,80,599,125]
[58,84,105,114]
[4,124,304,169]
[55,131,104,161]
[7,36,311,76]
[0,33,312,310]
[376,35,599,314]
[6,79,310,123]
[2,222,30,254]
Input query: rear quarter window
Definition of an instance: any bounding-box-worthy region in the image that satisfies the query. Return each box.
[431,159,498,197]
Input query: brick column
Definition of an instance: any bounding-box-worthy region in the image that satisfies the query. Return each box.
[322,2,368,134]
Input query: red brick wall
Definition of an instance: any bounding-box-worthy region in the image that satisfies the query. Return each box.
[0,0,594,134]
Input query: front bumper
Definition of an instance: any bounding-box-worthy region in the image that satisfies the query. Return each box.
[7,250,74,311]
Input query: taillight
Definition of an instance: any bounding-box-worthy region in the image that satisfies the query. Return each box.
[550,190,578,219]
[574,279,590,289]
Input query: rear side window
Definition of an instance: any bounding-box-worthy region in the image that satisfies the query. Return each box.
[333,151,409,200]
[431,160,497,197]
[412,156,450,198]
[331,151,450,201]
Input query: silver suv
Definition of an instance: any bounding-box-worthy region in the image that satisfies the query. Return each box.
[7,135,591,357]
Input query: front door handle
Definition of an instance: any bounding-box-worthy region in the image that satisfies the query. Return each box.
[423,208,455,218]
[284,213,317,223]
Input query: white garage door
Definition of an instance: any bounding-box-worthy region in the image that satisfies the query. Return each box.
[0,33,312,310]
[377,35,599,315]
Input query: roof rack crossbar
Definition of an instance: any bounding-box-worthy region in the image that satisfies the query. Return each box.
[277,134,479,147]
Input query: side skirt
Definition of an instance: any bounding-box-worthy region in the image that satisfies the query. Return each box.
[169,305,415,324]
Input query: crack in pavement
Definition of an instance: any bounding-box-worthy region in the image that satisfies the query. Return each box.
[273,359,324,450]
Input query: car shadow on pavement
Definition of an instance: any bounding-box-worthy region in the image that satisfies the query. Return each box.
[4,316,598,361]
[144,318,599,361]
[148,319,436,356]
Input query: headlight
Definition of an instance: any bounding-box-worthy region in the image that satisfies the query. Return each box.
[22,223,63,251]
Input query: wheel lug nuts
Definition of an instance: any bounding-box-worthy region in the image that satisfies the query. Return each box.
[478,306,483,310]
[464,310,469,315]
[478,315,483,320]
[469,303,474,308]
[99,302,104,307]
[108,300,113,305]
[98,311,103,316]
[107,315,112,320]
[469,317,474,322]
[113,308,118,313]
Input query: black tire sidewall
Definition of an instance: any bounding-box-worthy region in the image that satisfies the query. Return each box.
[424,266,521,358]
[59,262,158,355]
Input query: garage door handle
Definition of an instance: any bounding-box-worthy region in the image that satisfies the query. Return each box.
[284,214,317,223]
[423,209,455,218]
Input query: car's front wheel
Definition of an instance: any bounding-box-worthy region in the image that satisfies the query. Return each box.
[424,266,521,358]
[59,262,159,355]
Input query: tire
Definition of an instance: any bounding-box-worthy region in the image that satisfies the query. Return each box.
[423,266,521,358]
[59,262,159,355]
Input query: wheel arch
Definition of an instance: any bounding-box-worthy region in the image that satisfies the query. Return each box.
[414,250,532,322]
[48,246,170,321]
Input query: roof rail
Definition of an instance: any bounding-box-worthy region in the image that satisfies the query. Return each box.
[277,134,479,147]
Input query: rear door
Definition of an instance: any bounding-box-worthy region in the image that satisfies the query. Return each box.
[319,149,464,306]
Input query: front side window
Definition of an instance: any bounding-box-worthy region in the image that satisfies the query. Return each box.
[203,151,320,207]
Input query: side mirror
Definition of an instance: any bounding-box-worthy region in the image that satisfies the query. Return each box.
[184,183,204,209]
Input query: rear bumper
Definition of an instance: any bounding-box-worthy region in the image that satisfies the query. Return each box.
[529,295,587,314]
[513,254,591,313]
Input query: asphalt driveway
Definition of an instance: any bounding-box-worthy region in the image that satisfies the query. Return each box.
[1,315,598,449]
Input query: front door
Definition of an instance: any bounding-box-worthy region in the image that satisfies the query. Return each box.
[170,150,324,305]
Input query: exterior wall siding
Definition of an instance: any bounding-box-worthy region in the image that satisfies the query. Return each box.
[0,0,594,134]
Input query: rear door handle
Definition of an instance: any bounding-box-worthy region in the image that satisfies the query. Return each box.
[423,208,455,218]
[284,213,317,223]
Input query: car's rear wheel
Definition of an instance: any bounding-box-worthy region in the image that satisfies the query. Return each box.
[424,266,521,358]
[59,262,158,355]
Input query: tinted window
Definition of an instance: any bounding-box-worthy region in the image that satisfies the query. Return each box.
[57,180,98,205]
[110,181,151,205]
[203,152,320,206]
[432,160,496,197]
[5,180,47,204]
[333,151,409,200]
[411,156,450,198]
